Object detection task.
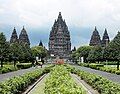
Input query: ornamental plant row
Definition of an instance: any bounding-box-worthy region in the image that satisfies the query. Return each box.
[71,67,120,94]
[79,63,120,75]
[44,65,86,94]
[0,65,53,94]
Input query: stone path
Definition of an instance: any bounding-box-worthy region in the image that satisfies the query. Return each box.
[71,74,99,94]
[0,65,46,82]
[74,65,120,84]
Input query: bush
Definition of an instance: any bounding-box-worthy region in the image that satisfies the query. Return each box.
[100,62,117,65]
[71,67,120,94]
[16,63,32,69]
[0,65,18,74]
[115,70,120,75]
[45,65,86,94]
[89,63,104,69]
[78,63,89,67]
[0,69,44,94]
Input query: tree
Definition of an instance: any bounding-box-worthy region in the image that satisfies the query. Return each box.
[19,43,32,62]
[104,32,120,70]
[71,51,78,63]
[31,46,47,63]
[0,32,9,67]
[9,43,22,66]
[77,46,93,63]
[87,46,103,63]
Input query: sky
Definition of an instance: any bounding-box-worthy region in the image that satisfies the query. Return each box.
[0,0,120,49]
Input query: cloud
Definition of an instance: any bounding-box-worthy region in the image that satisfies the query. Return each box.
[0,0,120,48]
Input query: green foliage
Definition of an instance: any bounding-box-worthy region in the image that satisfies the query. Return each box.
[19,44,32,62]
[77,46,93,62]
[0,65,18,74]
[78,63,120,75]
[78,63,89,67]
[89,63,104,69]
[45,65,86,94]
[104,32,120,61]
[71,67,120,94]
[0,69,44,94]
[0,32,10,67]
[87,46,103,62]
[115,70,120,75]
[16,63,32,69]
[31,46,47,59]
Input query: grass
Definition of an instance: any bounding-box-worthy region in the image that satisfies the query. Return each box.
[28,74,49,94]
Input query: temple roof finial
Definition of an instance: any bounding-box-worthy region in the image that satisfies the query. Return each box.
[95,26,97,31]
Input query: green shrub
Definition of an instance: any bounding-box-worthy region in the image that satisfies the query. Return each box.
[16,63,32,69]
[78,63,89,67]
[89,63,104,69]
[115,70,120,75]
[0,65,18,74]
[0,69,44,94]
[71,67,120,94]
[45,65,86,94]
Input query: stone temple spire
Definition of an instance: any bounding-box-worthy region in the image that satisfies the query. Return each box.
[58,12,62,19]
[10,27,18,43]
[39,40,43,47]
[19,26,30,46]
[89,26,101,46]
[49,12,71,59]
[101,28,110,47]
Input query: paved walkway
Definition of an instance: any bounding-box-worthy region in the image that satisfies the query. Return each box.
[74,65,120,84]
[0,65,46,82]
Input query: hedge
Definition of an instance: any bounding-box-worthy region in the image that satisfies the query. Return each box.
[71,67,120,94]
[45,65,86,94]
[0,65,18,74]
[0,64,54,94]
[16,63,32,69]
[78,63,120,75]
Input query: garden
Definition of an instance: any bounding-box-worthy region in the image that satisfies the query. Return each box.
[1,63,120,94]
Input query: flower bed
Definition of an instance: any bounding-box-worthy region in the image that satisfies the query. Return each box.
[44,65,86,94]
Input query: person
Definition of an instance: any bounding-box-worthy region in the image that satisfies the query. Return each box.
[40,62,43,68]
[35,60,38,68]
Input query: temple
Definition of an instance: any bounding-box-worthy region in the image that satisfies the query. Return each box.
[101,28,110,47]
[10,27,30,46]
[10,27,19,43]
[89,27,101,46]
[19,26,30,46]
[48,12,71,59]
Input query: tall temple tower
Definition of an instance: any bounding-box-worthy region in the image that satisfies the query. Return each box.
[19,26,30,46]
[101,28,110,47]
[49,12,71,59]
[10,27,19,43]
[89,27,101,46]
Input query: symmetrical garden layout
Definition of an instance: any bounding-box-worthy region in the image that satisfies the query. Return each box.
[0,64,120,94]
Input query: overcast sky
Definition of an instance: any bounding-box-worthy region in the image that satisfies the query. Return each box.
[0,0,120,49]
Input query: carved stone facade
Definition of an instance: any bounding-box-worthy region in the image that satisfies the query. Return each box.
[101,29,110,47]
[89,27,110,47]
[10,27,19,43]
[89,27,101,46]
[10,27,30,46]
[19,27,30,46]
[49,12,71,59]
